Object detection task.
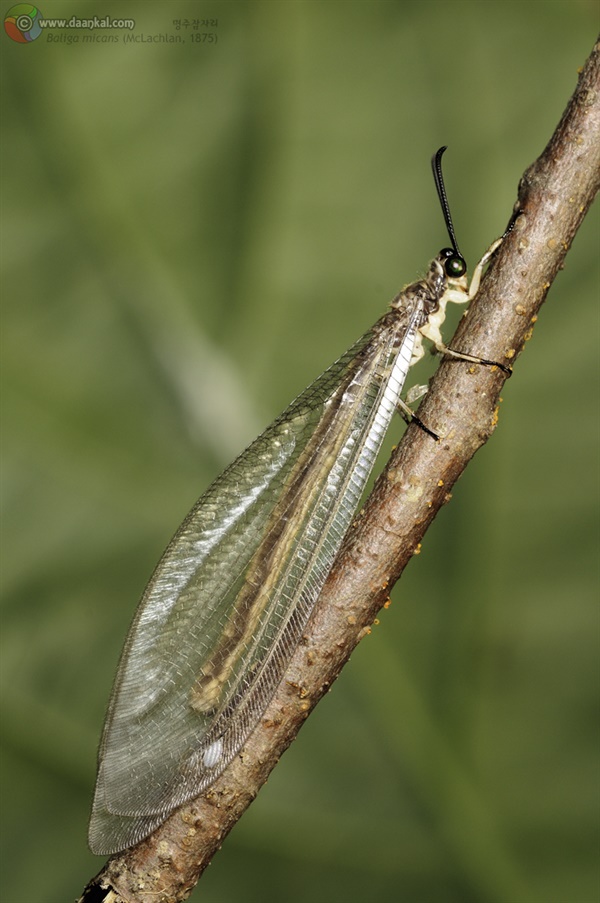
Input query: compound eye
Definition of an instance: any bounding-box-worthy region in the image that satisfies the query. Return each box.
[444,254,467,278]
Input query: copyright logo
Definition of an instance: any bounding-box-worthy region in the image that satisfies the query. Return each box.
[4,4,43,42]
[16,14,33,31]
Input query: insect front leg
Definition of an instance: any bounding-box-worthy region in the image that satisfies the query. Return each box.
[424,237,512,376]
[465,237,502,301]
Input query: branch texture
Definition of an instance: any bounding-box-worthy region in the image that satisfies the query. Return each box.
[80,38,600,903]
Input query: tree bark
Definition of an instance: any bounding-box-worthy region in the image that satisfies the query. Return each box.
[80,37,600,903]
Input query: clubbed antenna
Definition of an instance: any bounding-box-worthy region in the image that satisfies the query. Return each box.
[432,146,464,261]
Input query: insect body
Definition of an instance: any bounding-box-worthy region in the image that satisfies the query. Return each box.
[89,149,509,855]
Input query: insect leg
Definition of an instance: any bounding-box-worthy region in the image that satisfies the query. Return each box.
[428,237,512,375]
[405,384,429,406]
[465,237,502,301]
[396,396,440,441]
[433,343,512,375]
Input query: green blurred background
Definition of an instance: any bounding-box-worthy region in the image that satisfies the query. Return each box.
[1,2,598,901]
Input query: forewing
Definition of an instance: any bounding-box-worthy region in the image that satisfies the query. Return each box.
[89,303,417,854]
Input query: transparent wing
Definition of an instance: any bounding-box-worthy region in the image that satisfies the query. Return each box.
[89,305,417,854]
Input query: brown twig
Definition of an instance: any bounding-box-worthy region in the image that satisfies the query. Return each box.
[79,38,600,903]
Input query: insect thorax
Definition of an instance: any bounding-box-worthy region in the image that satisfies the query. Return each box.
[390,257,447,327]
